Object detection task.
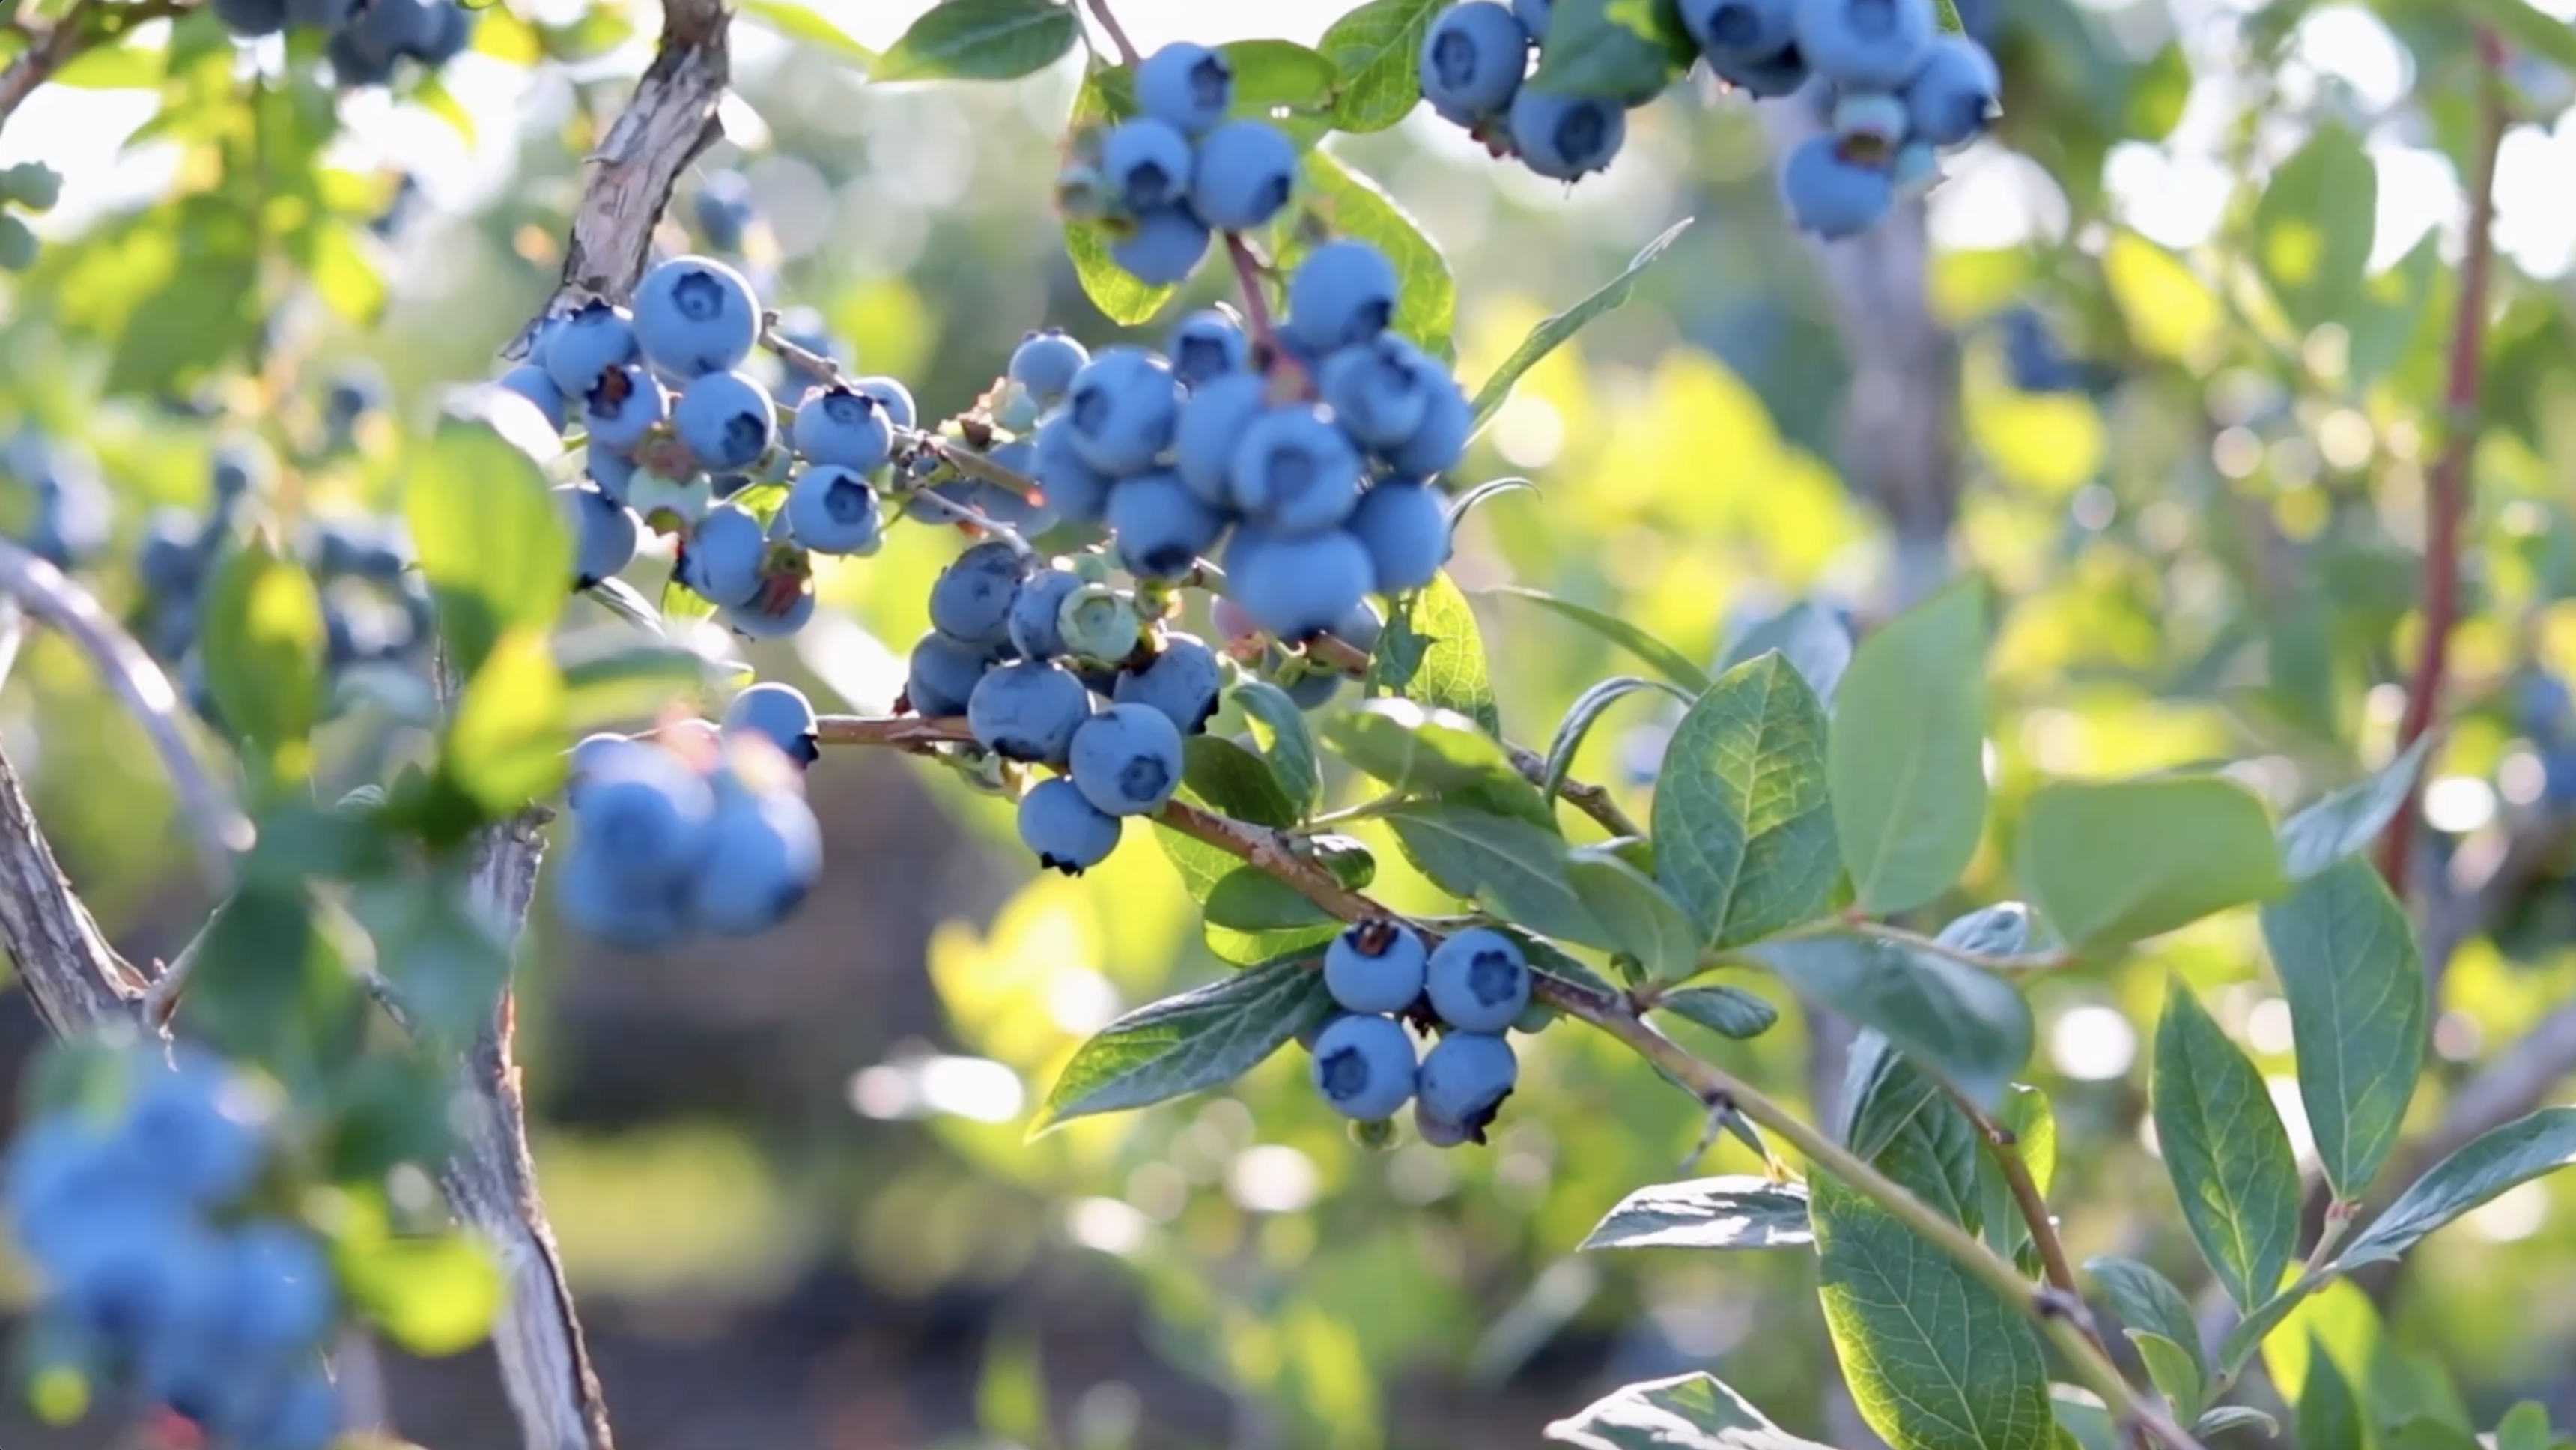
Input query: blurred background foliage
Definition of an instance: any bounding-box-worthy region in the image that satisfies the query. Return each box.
[0,0,2572,1443]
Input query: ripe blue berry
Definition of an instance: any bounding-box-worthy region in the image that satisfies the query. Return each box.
[1230,406,1361,535]
[1035,416,1116,524]
[498,364,567,433]
[556,842,689,950]
[581,365,669,454]
[784,464,883,555]
[237,1368,340,1450]
[1778,133,1894,238]
[1508,89,1628,180]
[793,383,896,473]
[555,483,640,589]
[1067,702,1186,816]
[679,503,769,608]
[574,743,717,883]
[1419,2,1529,120]
[687,782,823,938]
[1903,33,2001,146]
[125,1047,267,1207]
[1108,470,1225,579]
[1324,922,1430,1014]
[929,539,1030,646]
[1018,777,1123,873]
[693,169,755,252]
[568,732,633,810]
[1515,0,1552,37]
[1009,568,1086,658]
[907,629,1000,717]
[970,659,1096,764]
[1111,633,1222,735]
[1230,528,1373,640]
[223,1222,335,1350]
[1137,40,1233,135]
[1066,348,1183,476]
[1173,371,1267,506]
[1103,118,1195,212]
[1009,330,1091,407]
[1167,309,1249,390]
[1285,240,1400,354]
[1710,43,1812,96]
[1425,927,1530,1031]
[1346,479,1450,592]
[853,375,917,429]
[1188,121,1298,231]
[722,582,818,638]
[1111,206,1212,287]
[1892,139,1940,195]
[672,369,777,470]
[1832,90,1910,149]
[1317,336,1436,451]
[631,254,761,377]
[1336,600,1386,652]
[214,0,287,36]
[1793,0,1933,90]
[586,444,638,503]
[723,682,820,766]
[1680,0,1796,63]
[1309,1013,1417,1120]
[1418,1031,1518,1128]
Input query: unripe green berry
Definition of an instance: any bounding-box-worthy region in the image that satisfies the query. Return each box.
[1059,583,1142,660]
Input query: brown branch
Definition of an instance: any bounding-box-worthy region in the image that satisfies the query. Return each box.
[0,743,146,1034]
[0,0,191,127]
[1948,1084,2096,1350]
[1080,0,1140,66]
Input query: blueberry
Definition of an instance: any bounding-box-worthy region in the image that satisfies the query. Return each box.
[1309,1013,1417,1120]
[1137,40,1234,134]
[1167,309,1249,390]
[687,782,823,938]
[723,682,820,767]
[495,364,569,434]
[1102,118,1196,213]
[1778,134,1894,239]
[1680,0,1796,61]
[1902,33,2001,146]
[2521,673,2575,739]
[410,3,472,64]
[1035,415,1117,523]
[1230,406,1362,535]
[237,1368,340,1450]
[1009,330,1092,407]
[568,732,634,811]
[785,464,883,556]
[1231,528,1373,640]
[1892,139,1940,195]
[581,365,669,454]
[214,0,287,36]
[223,1222,335,1350]
[1066,348,1184,476]
[1513,0,1553,37]
[721,581,818,639]
[1111,633,1223,735]
[556,840,691,949]
[907,629,1002,717]
[969,659,1096,764]
[930,539,1030,646]
[1508,89,1628,180]
[1324,921,1430,1014]
[1188,121,1298,231]
[632,254,761,378]
[136,507,204,601]
[1793,0,1934,90]
[1111,205,1212,287]
[1009,568,1087,658]
[1418,1031,1517,1129]
[1067,702,1186,816]
[1018,777,1124,874]
[678,503,769,608]
[1173,371,1269,506]
[672,369,777,470]
[1418,2,1530,119]
[1832,90,1910,149]
[1318,336,1439,451]
[121,1046,267,1207]
[285,0,353,25]
[1284,240,1399,354]
[793,384,896,473]
[694,169,756,252]
[210,443,262,502]
[1348,480,1450,593]
[555,482,640,589]
[543,300,640,397]
[1712,42,1813,95]
[853,375,918,429]
[1108,470,1225,579]
[574,743,717,887]
[1413,1099,1476,1147]
[1424,926,1530,1031]
[587,444,639,503]
[338,0,433,72]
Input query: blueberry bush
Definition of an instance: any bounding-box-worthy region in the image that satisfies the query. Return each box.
[0,0,2572,1444]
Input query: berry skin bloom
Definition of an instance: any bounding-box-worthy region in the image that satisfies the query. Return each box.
[1284,240,1400,354]
[929,540,1032,648]
[1008,330,1091,407]
[1680,0,1797,63]
[721,682,821,767]
[792,384,895,474]
[672,369,777,471]
[783,464,884,556]
[1324,921,1431,1015]
[1108,469,1227,580]
[1066,703,1188,816]
[1346,479,1452,594]
[1778,133,1896,240]
[631,255,762,378]
[678,503,769,610]
[1418,1031,1519,1129]
[1110,633,1224,735]
[1110,205,1213,287]
[1102,118,1197,213]
[1902,34,2002,147]
[968,660,1096,766]
[1309,1013,1418,1121]
[1507,90,1629,181]
[1418,2,1530,120]
[1065,348,1185,477]
[1018,777,1124,875]
[1792,0,1936,91]
[1188,121,1299,231]
[1425,927,1533,1031]
[906,629,1003,718]
[1136,40,1234,135]
[1230,527,1374,641]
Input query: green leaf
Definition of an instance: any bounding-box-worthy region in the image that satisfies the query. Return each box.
[1062,68,1179,324]
[1971,1084,2055,1259]
[1295,151,1455,356]
[2135,1335,2208,1422]
[406,415,573,679]
[1201,870,1336,932]
[1385,803,1611,946]
[201,533,326,765]
[1316,0,1445,131]
[1651,653,1838,947]
[1546,1371,1835,1450]
[2250,125,2375,336]
[2329,1106,2576,1272]
[2297,1334,2366,1450]
[1212,38,1340,109]
[2258,858,2425,1199]
[1811,1171,2054,1450]
[1716,602,1853,706]
[2457,0,2576,79]
[1155,738,1338,961]
[1229,677,1323,815]
[1366,571,1501,734]
[2082,1257,2203,1365]
[1485,586,1713,693]
[1834,1031,1981,1221]
[2216,1282,2320,1381]
[2017,776,2285,949]
[1579,1175,1811,1252]
[181,888,361,1082]
[1541,676,1695,806]
[52,39,165,87]
[2276,735,2433,882]
[866,0,1077,82]
[336,1231,502,1356]
[735,0,877,64]
[440,628,569,817]
[1656,984,1778,1040]
[1032,955,1334,1134]
[1566,846,1701,981]
[1469,218,1694,431]
[557,635,732,729]
[1829,580,1989,915]
[305,222,386,326]
[353,878,513,1045]
[585,577,666,637]
[1527,0,1692,100]
[2494,1403,2562,1450]
[1321,698,1549,822]
[104,210,259,397]
[2152,981,2303,1311]
[1743,936,2030,1110]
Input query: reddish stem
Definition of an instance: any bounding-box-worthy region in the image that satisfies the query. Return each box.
[1227,233,1281,350]
[2378,26,2508,894]
[1081,0,1140,66]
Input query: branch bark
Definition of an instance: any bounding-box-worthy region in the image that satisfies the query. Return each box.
[0,0,192,129]
[0,742,145,1033]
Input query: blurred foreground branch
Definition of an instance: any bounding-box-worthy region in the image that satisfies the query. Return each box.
[0,0,192,129]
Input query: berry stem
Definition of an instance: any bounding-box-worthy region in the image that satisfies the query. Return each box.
[1226,233,1281,348]
[1945,1082,2096,1349]
[1081,0,1142,67]
[2378,26,2506,895]
[761,316,1045,502]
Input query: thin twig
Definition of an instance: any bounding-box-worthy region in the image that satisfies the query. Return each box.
[1506,743,1641,838]
[1081,0,1140,66]
[1227,233,1283,358]
[1948,1084,2097,1347]
[0,0,191,126]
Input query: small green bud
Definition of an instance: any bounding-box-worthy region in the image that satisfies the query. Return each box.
[1058,582,1141,660]
[1512,1001,1559,1035]
[1348,1117,1398,1151]
[1068,550,1114,585]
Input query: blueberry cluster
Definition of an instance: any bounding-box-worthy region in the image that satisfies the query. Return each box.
[556,690,824,950]
[210,0,474,88]
[0,428,112,572]
[3,1045,339,1449]
[1075,42,1301,285]
[1307,923,1537,1146]
[1025,240,1460,643]
[1417,0,1634,180]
